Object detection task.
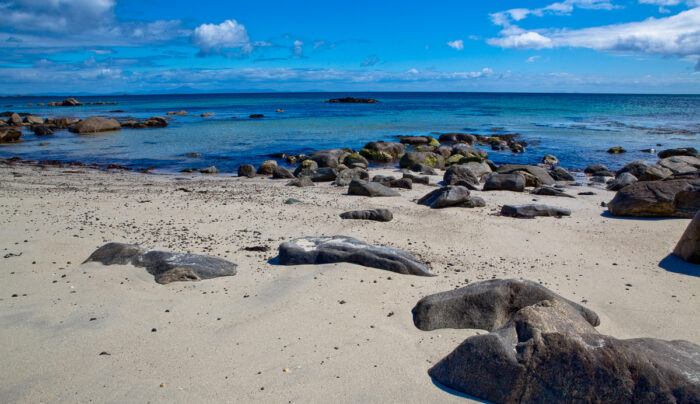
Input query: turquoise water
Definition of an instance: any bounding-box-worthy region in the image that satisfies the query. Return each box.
[0,92,698,173]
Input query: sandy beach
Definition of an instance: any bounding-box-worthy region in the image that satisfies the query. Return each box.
[0,162,697,402]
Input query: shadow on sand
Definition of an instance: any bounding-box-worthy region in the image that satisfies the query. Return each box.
[659,253,700,277]
[431,378,492,403]
[600,211,683,221]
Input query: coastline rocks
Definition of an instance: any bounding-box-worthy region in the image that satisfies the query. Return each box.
[0,128,22,143]
[7,113,22,126]
[673,211,700,264]
[450,145,488,163]
[325,97,379,103]
[483,173,525,192]
[402,172,429,185]
[49,98,83,106]
[399,151,445,169]
[418,186,485,209]
[257,160,278,175]
[584,164,613,177]
[272,166,295,179]
[496,164,555,186]
[278,236,432,276]
[399,136,439,146]
[121,116,168,128]
[348,180,400,197]
[201,113,215,117]
[501,204,571,218]
[24,115,43,125]
[32,126,53,136]
[84,242,237,284]
[71,117,121,134]
[444,162,491,188]
[607,172,638,191]
[438,133,476,144]
[310,149,348,168]
[658,147,698,159]
[286,176,315,187]
[334,167,369,186]
[542,154,559,166]
[531,186,575,198]
[607,146,626,154]
[342,153,369,169]
[249,114,264,118]
[199,166,219,174]
[607,179,700,218]
[360,141,405,163]
[46,117,79,129]
[339,209,393,222]
[658,155,700,175]
[371,175,412,189]
[412,279,700,404]
[238,164,256,178]
[298,167,337,182]
[166,110,187,116]
[549,166,575,181]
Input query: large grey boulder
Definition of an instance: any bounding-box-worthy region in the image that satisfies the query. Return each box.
[84,242,237,284]
[549,166,575,181]
[309,149,347,168]
[71,117,121,134]
[483,173,525,192]
[608,179,700,218]
[347,180,400,197]
[237,164,256,178]
[360,141,405,163]
[298,167,338,182]
[272,166,295,179]
[418,186,485,209]
[257,160,278,175]
[339,209,393,222]
[334,167,369,186]
[412,279,700,403]
[501,204,571,218]
[496,164,555,186]
[278,236,433,276]
[443,165,480,188]
[658,147,698,159]
[399,151,445,169]
[674,211,700,264]
[607,172,638,191]
[584,164,613,177]
[658,155,700,175]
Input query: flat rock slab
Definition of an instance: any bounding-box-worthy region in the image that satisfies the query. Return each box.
[483,173,525,192]
[531,186,575,198]
[607,179,700,218]
[339,209,393,222]
[501,204,571,218]
[412,279,700,403]
[278,236,433,276]
[84,242,237,284]
[347,180,400,197]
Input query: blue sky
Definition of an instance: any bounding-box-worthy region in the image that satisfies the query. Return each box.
[0,0,699,94]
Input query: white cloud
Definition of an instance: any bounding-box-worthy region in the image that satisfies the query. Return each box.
[292,40,304,56]
[447,39,464,50]
[526,55,542,62]
[488,7,700,68]
[192,20,250,54]
[490,0,616,27]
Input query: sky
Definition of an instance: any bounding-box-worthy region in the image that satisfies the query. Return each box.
[0,0,699,94]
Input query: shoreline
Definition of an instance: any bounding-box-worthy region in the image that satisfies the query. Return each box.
[1,163,697,402]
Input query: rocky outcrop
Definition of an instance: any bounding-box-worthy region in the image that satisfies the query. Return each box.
[278,236,432,276]
[607,172,638,191]
[0,128,21,143]
[657,155,700,175]
[501,204,571,218]
[71,117,121,134]
[32,126,53,136]
[84,242,237,284]
[444,163,491,188]
[607,179,700,218]
[483,173,525,192]
[166,110,187,116]
[347,180,400,197]
[121,116,168,128]
[658,147,698,159]
[310,149,348,168]
[418,186,485,209]
[339,209,393,222]
[360,142,405,163]
[399,152,445,169]
[7,113,22,126]
[673,210,700,264]
[412,279,700,403]
[49,98,83,106]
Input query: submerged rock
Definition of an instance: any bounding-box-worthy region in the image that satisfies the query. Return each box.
[658,147,698,159]
[501,204,571,218]
[339,209,393,222]
[84,242,237,284]
[412,279,700,403]
[278,236,432,276]
[674,211,700,264]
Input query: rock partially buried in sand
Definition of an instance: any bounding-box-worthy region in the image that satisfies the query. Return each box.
[347,180,400,197]
[674,210,700,264]
[501,204,571,218]
[84,242,237,284]
[418,186,485,209]
[531,185,575,198]
[607,179,700,218]
[339,209,393,222]
[412,279,700,403]
[483,173,525,192]
[278,236,433,276]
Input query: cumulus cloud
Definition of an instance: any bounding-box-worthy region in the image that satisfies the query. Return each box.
[447,39,464,50]
[488,7,700,69]
[192,20,250,55]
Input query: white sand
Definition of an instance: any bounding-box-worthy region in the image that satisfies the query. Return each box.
[1,163,698,403]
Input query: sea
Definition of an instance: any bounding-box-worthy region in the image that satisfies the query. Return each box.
[0,92,698,174]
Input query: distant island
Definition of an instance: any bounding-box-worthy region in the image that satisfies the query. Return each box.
[324,97,379,103]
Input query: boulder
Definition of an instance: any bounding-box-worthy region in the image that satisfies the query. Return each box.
[257,160,278,175]
[272,166,295,179]
[399,136,434,145]
[438,133,476,144]
[199,166,219,174]
[607,146,626,154]
[237,164,256,178]
[347,180,400,197]
[343,153,369,169]
[444,162,491,188]
[298,167,337,182]
[658,147,698,159]
[84,242,237,284]
[549,166,575,181]
[334,168,369,186]
[371,175,412,189]
[451,145,488,163]
[339,209,393,222]
[399,152,445,169]
[402,172,429,185]
[286,176,315,187]
[407,164,438,175]
[47,117,78,129]
[24,115,43,125]
[531,186,575,198]
[673,211,700,264]
[607,172,638,191]
[310,149,347,168]
[412,279,700,404]
[501,204,571,218]
[57,97,83,106]
[641,164,673,181]
[294,159,319,176]
[7,113,22,126]
[32,125,53,136]
[0,128,21,143]
[483,173,525,192]
[360,141,405,163]
[166,110,187,116]
[658,155,700,175]
[278,236,432,276]
[71,117,121,134]
[496,164,555,186]
[584,164,613,177]
[418,186,485,209]
[607,179,700,218]
[542,154,559,166]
